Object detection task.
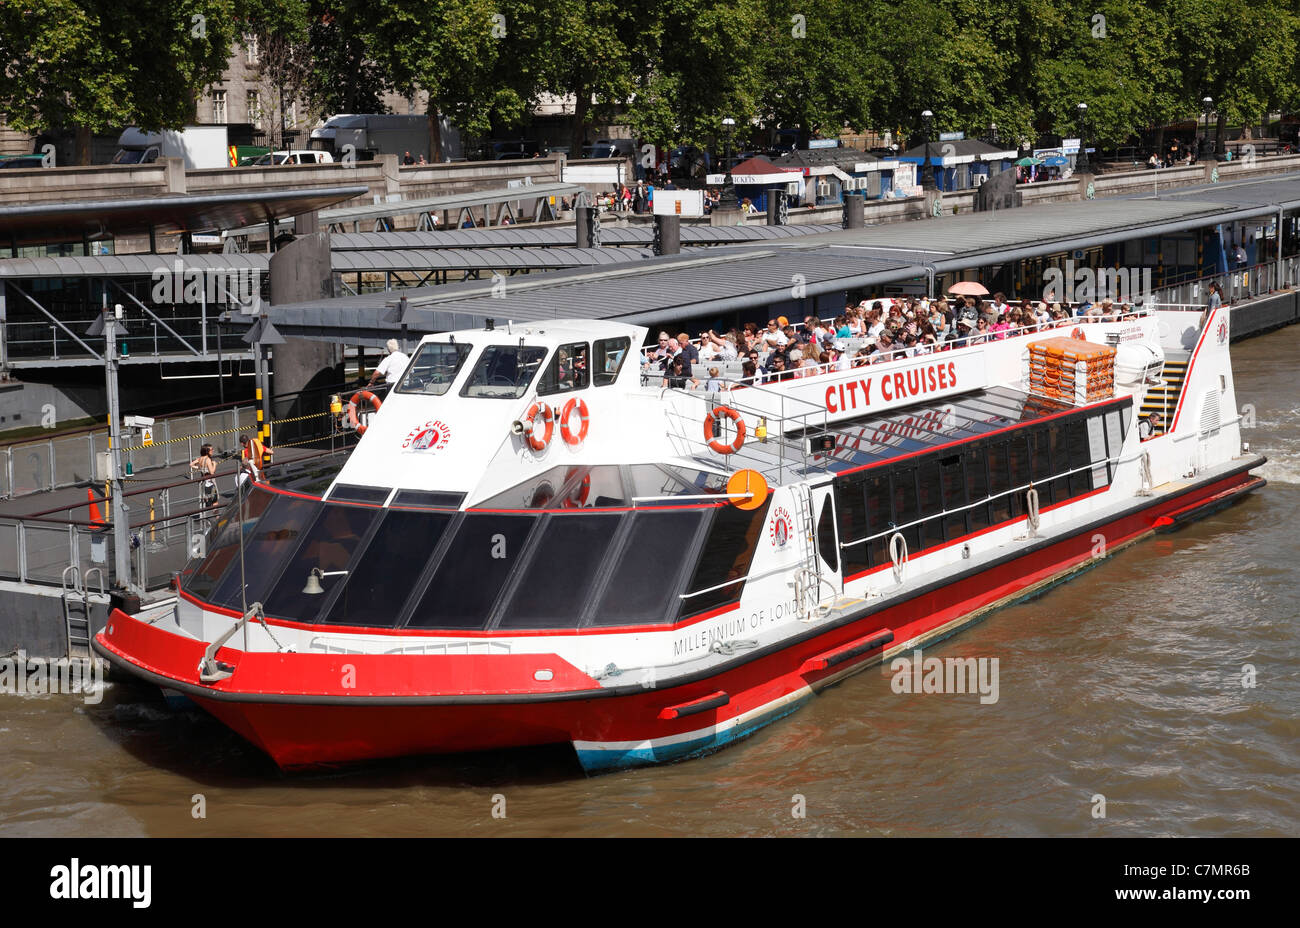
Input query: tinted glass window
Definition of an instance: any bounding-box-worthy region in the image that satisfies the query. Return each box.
[182,486,272,599]
[263,503,378,621]
[817,495,839,572]
[460,345,547,398]
[916,458,944,549]
[406,514,538,629]
[478,465,625,509]
[593,336,631,386]
[939,454,967,540]
[1066,419,1092,495]
[863,473,892,566]
[396,342,472,395]
[391,489,465,509]
[326,509,453,628]
[835,474,869,577]
[1029,427,1053,482]
[891,465,921,551]
[497,513,622,628]
[211,494,320,610]
[536,342,590,396]
[679,501,769,619]
[966,445,991,530]
[328,484,390,503]
[592,509,706,626]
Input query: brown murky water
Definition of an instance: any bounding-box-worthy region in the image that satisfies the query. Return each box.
[3,330,1298,837]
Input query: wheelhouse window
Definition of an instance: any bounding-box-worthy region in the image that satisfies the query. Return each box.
[536,341,589,396]
[397,342,472,395]
[209,493,320,611]
[460,345,547,398]
[592,336,631,386]
[479,464,625,509]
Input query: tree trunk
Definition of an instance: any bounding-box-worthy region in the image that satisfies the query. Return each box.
[75,125,91,165]
[570,84,589,156]
[1215,114,1226,155]
[427,106,443,162]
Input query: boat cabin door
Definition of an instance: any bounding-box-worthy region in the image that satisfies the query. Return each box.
[806,483,843,605]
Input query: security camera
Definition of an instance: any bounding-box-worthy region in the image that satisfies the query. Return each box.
[124,415,155,429]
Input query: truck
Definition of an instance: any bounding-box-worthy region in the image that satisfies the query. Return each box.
[110,126,230,169]
[308,114,463,163]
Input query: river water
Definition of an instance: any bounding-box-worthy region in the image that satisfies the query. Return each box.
[2,328,1297,838]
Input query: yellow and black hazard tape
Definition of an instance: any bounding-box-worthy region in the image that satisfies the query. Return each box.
[119,411,331,452]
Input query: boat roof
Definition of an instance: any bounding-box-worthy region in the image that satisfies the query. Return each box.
[414,317,644,347]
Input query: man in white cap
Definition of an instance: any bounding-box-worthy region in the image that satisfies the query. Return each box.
[368,338,411,388]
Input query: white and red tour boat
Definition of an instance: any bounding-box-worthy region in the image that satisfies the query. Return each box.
[95,307,1265,772]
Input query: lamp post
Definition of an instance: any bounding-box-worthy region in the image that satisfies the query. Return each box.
[1076,103,1090,173]
[719,117,738,208]
[1201,96,1213,159]
[921,109,936,190]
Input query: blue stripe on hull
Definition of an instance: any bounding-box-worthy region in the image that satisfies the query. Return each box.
[575,691,813,774]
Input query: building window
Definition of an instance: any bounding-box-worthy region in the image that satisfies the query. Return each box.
[246,90,261,130]
[245,34,260,66]
[211,90,226,124]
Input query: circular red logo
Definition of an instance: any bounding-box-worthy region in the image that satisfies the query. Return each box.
[401,419,451,453]
[769,506,793,549]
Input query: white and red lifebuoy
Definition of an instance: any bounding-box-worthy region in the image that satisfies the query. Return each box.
[346,390,382,435]
[704,406,746,455]
[523,402,554,451]
[560,398,590,446]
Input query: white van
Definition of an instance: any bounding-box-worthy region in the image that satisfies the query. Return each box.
[251,150,335,165]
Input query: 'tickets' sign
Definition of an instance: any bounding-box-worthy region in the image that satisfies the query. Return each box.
[784,351,986,418]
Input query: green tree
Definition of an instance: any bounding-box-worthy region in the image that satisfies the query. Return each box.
[0,0,245,163]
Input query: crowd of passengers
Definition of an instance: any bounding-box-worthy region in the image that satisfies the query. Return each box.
[642,294,1140,389]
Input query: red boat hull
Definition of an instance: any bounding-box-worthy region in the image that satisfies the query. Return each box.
[95,467,1264,772]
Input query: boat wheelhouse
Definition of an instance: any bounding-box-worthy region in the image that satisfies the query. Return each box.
[95,309,1265,772]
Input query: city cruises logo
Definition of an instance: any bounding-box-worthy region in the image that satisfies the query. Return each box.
[0,654,104,705]
[401,418,451,454]
[1216,319,1229,345]
[769,506,793,548]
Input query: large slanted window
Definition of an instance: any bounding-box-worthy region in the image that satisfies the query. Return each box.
[536,342,590,396]
[496,513,622,628]
[592,336,631,386]
[405,514,538,629]
[324,508,455,628]
[396,342,472,395]
[939,454,967,540]
[834,473,869,578]
[460,345,547,398]
[262,502,379,622]
[678,501,769,619]
[210,493,319,611]
[591,509,706,626]
[182,486,273,600]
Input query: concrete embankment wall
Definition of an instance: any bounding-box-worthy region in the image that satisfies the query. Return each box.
[1230,291,1300,341]
[0,580,109,659]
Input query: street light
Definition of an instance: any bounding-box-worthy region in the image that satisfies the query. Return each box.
[1076,103,1090,173]
[1201,96,1213,159]
[921,109,936,190]
[718,117,738,209]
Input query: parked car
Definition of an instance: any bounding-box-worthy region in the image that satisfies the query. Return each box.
[250,150,335,165]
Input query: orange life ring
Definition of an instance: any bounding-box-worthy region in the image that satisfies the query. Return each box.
[704,406,746,454]
[523,402,554,451]
[560,397,590,446]
[561,467,591,508]
[346,390,382,435]
[1071,327,1086,340]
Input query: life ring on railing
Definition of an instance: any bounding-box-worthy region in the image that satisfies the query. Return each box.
[522,402,554,451]
[560,397,590,446]
[703,406,746,454]
[346,390,382,435]
[1071,327,1086,340]
[561,467,591,508]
